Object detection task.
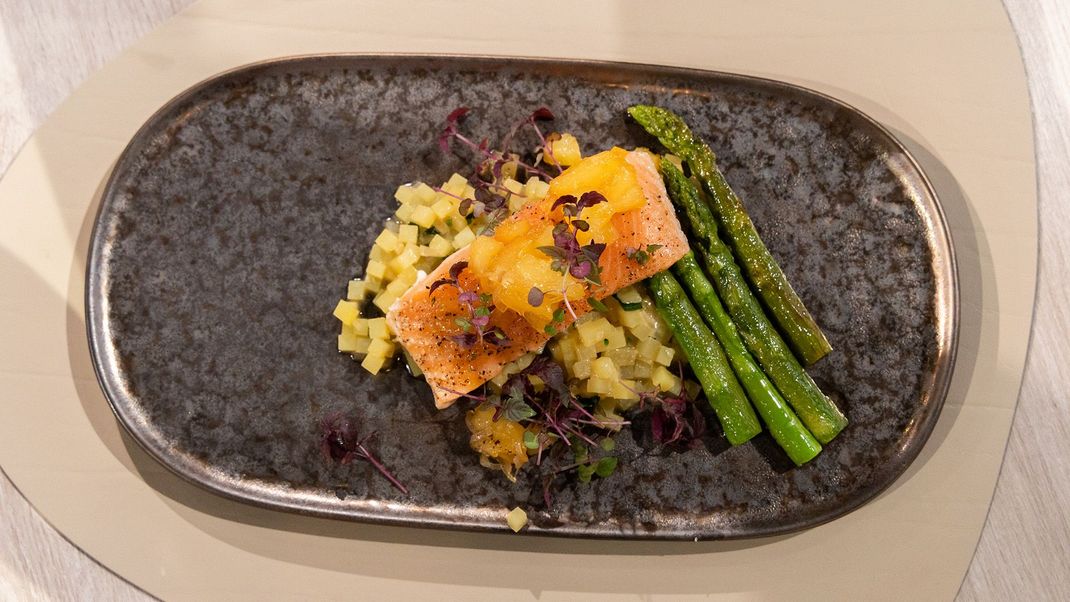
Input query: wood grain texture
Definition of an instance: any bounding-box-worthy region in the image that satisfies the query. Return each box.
[958,1,1070,600]
[0,0,1064,599]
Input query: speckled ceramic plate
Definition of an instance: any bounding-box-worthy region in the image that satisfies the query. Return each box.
[86,55,957,539]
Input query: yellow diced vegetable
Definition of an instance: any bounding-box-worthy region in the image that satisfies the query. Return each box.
[351,318,369,336]
[572,359,592,379]
[385,278,410,297]
[577,317,610,347]
[431,197,454,219]
[397,265,419,288]
[503,178,524,195]
[364,275,382,294]
[443,173,468,196]
[373,291,397,313]
[651,365,680,393]
[586,377,614,396]
[655,345,675,367]
[353,336,372,355]
[374,229,400,253]
[506,507,528,533]
[592,356,619,379]
[346,280,366,301]
[422,234,453,257]
[332,300,359,325]
[602,326,627,350]
[413,182,437,204]
[367,338,395,357]
[366,260,387,279]
[389,246,420,273]
[637,338,661,361]
[576,344,597,361]
[368,317,389,340]
[361,353,390,375]
[338,329,361,353]
[394,184,416,205]
[611,379,640,401]
[411,205,436,229]
[395,203,415,222]
[398,224,419,245]
[453,227,476,249]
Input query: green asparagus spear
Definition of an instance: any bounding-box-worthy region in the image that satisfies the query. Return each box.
[628,105,833,366]
[659,159,847,443]
[672,252,822,465]
[647,271,761,446]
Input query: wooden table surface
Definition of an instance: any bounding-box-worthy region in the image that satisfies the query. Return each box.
[1,1,1066,599]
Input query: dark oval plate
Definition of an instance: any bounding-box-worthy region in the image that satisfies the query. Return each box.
[86,55,957,539]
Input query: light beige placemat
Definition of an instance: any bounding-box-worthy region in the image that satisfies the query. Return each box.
[0,0,1035,599]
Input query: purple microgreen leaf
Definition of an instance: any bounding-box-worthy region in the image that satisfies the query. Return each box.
[320,413,408,494]
[576,190,608,213]
[571,219,590,232]
[446,106,470,125]
[449,260,469,281]
[471,314,491,328]
[569,261,592,279]
[530,107,555,121]
[457,291,479,305]
[528,286,545,307]
[551,195,578,212]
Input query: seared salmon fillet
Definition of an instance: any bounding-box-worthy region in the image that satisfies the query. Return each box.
[386,150,689,408]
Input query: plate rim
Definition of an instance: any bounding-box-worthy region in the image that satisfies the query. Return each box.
[84,52,959,540]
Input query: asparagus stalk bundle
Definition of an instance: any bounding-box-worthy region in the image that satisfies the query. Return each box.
[629,105,833,366]
[647,271,762,446]
[672,252,822,465]
[659,159,848,444]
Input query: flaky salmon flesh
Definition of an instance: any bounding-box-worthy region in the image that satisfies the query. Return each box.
[386,150,689,408]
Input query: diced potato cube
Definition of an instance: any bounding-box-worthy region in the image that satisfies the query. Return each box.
[607,347,638,366]
[572,359,592,379]
[389,246,420,273]
[490,372,510,387]
[431,197,454,219]
[632,360,653,379]
[655,345,676,367]
[602,326,627,351]
[413,182,437,204]
[360,353,390,375]
[398,224,419,245]
[576,344,598,361]
[577,317,610,347]
[385,278,410,297]
[506,507,528,533]
[442,173,468,196]
[346,280,367,301]
[592,356,619,380]
[422,234,453,257]
[351,318,369,336]
[395,203,415,223]
[332,300,359,325]
[397,266,419,288]
[586,377,614,396]
[353,336,371,354]
[368,317,389,340]
[508,194,527,213]
[394,184,416,205]
[617,306,647,329]
[611,379,640,401]
[369,245,387,262]
[503,178,523,195]
[452,227,476,249]
[364,275,382,294]
[411,205,436,229]
[338,328,361,353]
[631,321,656,340]
[367,338,395,357]
[636,338,661,361]
[462,184,476,200]
[373,291,397,313]
[374,229,400,253]
[651,365,680,393]
[366,260,388,279]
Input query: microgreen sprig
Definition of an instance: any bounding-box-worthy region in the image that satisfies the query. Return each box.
[320,412,408,494]
[429,261,510,349]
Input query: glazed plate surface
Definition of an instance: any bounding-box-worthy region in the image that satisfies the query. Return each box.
[86,55,957,539]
